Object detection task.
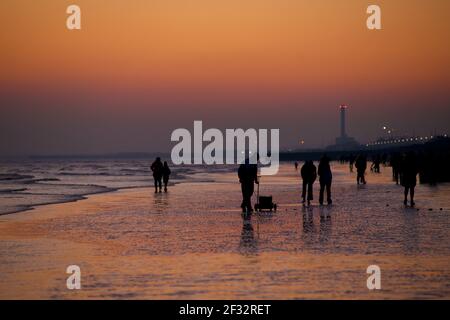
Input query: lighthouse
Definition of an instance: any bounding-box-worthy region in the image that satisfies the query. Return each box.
[326,104,360,151]
[339,104,348,138]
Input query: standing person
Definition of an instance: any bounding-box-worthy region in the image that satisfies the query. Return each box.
[355,154,367,185]
[374,155,381,173]
[294,162,299,171]
[162,161,171,192]
[402,151,418,206]
[238,158,259,213]
[151,157,164,193]
[318,155,332,205]
[371,155,381,173]
[349,154,355,173]
[301,160,317,205]
[391,152,401,185]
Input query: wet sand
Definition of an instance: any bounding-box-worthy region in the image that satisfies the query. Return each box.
[0,163,449,299]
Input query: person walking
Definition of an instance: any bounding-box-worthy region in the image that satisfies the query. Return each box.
[349,154,355,173]
[402,151,418,206]
[355,154,367,185]
[162,161,171,192]
[391,152,401,185]
[301,160,317,206]
[318,155,332,205]
[238,158,259,213]
[151,157,164,193]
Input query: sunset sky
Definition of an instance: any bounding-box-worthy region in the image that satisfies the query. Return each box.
[1,0,449,155]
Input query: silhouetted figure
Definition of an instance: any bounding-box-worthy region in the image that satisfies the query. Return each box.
[301,160,317,205]
[381,153,388,166]
[162,161,171,192]
[349,154,355,173]
[151,157,164,193]
[238,158,258,213]
[371,155,381,173]
[294,162,299,171]
[355,154,367,185]
[318,155,332,205]
[391,152,401,185]
[402,151,418,206]
[419,151,438,185]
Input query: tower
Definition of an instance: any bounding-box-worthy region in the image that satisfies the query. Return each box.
[339,104,347,138]
[326,103,360,151]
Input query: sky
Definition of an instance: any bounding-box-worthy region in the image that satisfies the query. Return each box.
[0,0,449,156]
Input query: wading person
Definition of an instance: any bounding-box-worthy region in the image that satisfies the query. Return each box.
[162,161,171,192]
[318,155,332,205]
[238,157,259,213]
[402,151,418,206]
[301,160,317,206]
[151,157,164,193]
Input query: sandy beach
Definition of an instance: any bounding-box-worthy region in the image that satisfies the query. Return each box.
[0,163,449,299]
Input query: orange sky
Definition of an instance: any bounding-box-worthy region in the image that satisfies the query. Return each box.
[0,0,449,154]
[2,0,449,91]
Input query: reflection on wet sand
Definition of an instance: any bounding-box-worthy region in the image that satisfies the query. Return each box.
[0,163,449,299]
[239,214,257,255]
[153,193,170,214]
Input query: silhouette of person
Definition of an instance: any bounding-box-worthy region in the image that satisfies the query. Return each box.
[355,154,367,185]
[349,154,355,173]
[150,157,164,193]
[301,160,317,205]
[318,154,332,205]
[391,152,401,185]
[371,155,381,173]
[238,157,259,213]
[294,161,299,171]
[162,161,171,192]
[402,151,418,206]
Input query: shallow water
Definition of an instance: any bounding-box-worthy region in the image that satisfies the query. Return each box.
[0,162,449,299]
[0,159,224,215]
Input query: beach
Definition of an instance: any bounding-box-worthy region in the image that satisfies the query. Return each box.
[0,162,449,299]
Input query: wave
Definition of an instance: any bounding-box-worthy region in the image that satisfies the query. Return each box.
[0,187,28,194]
[0,174,34,181]
[58,172,111,176]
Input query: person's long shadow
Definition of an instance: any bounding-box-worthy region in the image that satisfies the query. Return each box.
[239,213,258,255]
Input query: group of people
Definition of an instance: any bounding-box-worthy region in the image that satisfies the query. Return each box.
[300,155,333,206]
[150,157,171,193]
[153,149,424,209]
[349,152,419,206]
[238,150,423,212]
[239,155,333,213]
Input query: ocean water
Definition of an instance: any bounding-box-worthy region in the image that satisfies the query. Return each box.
[0,161,449,299]
[0,159,233,215]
